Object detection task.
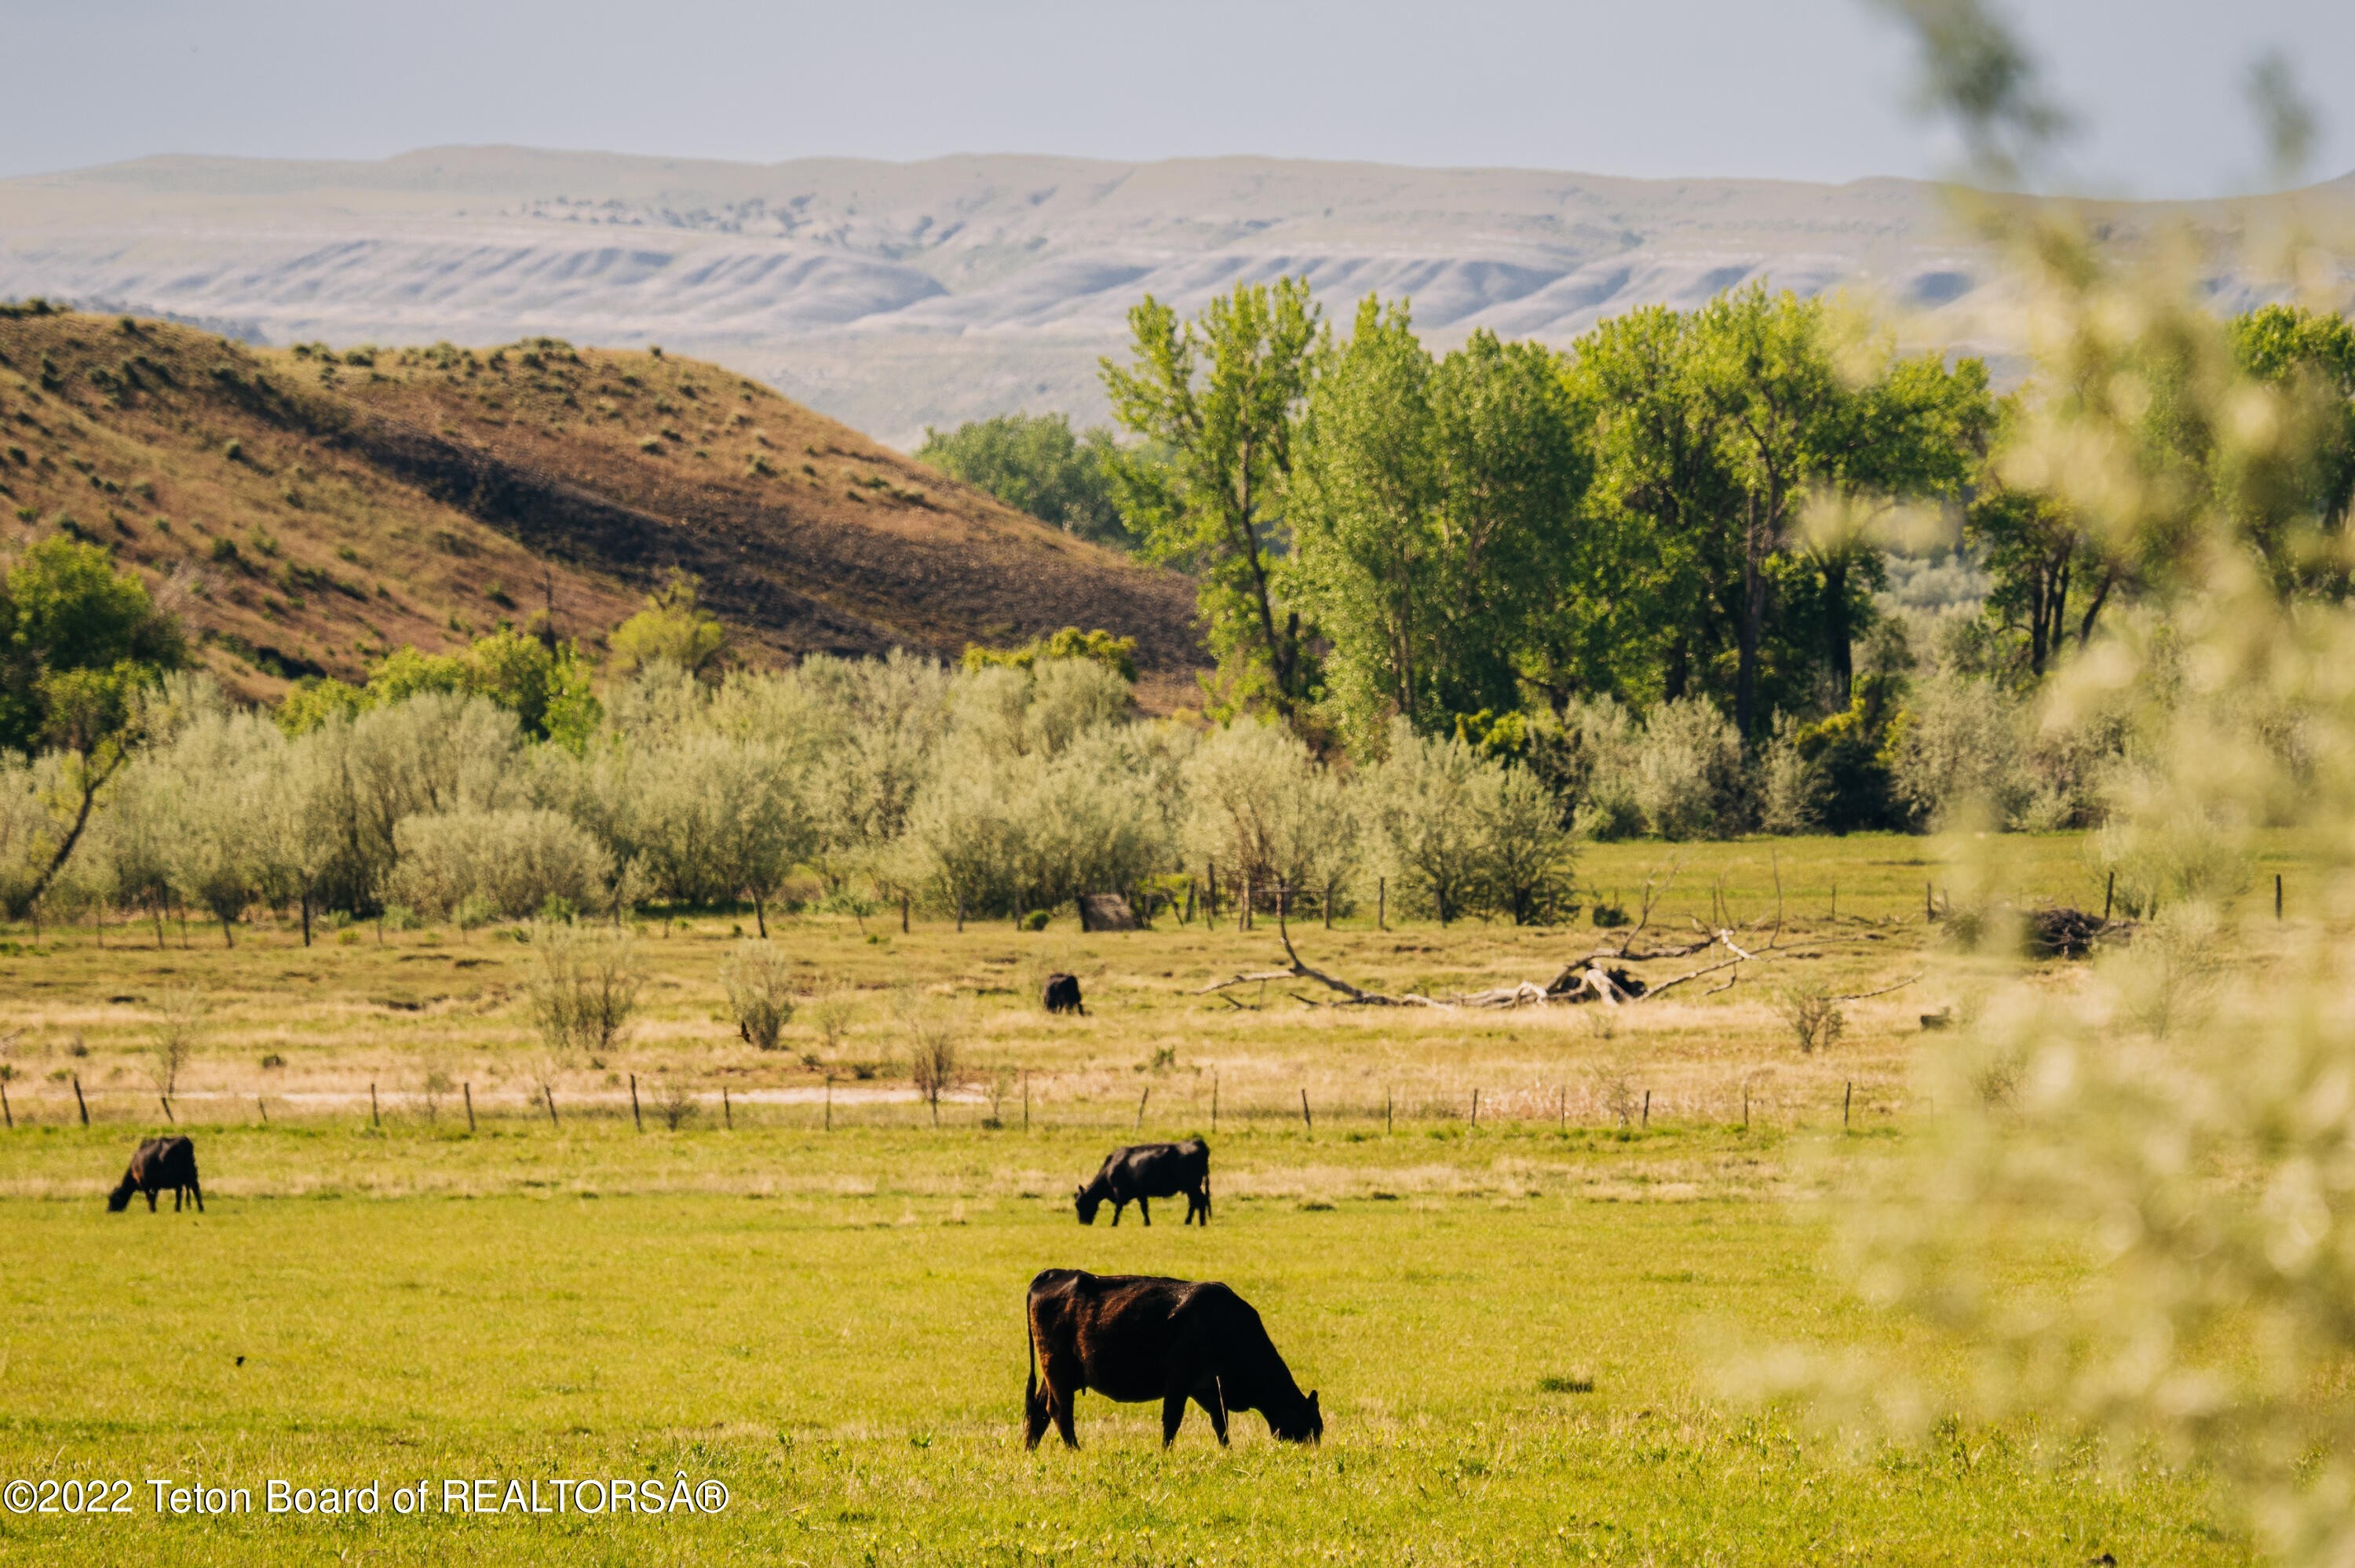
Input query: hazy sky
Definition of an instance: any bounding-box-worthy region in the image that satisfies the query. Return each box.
[3,0,2349,195]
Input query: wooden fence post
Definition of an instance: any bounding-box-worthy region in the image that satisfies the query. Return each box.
[1324,877,1334,930]
[74,1074,89,1126]
[1844,1081,1853,1132]
[1385,1086,1392,1136]
[464,1082,476,1133]
[2104,871,2116,922]
[824,1076,833,1133]
[1299,1088,1312,1135]
[2276,873,2284,921]
[1557,1084,1565,1134]
[722,1086,732,1130]
[1135,1086,1150,1131]
[1378,878,1386,931]
[371,1082,380,1129]
[1641,1089,1649,1130]
[1,1081,10,1129]
[1023,1071,1031,1132]
[630,1074,642,1132]
[1742,1082,1749,1131]
[1470,1088,1479,1132]
[542,1083,559,1128]
[901,892,910,934]
[257,1096,267,1125]
[1926,881,1934,921]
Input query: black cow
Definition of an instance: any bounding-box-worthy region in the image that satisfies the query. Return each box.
[1076,1138,1210,1227]
[1042,973,1085,1015]
[108,1136,203,1213]
[1024,1269,1322,1449]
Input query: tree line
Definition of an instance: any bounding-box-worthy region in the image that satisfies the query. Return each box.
[922,279,2355,815]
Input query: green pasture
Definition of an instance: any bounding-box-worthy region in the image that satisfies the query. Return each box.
[2,1124,2237,1566]
[0,830,2296,1563]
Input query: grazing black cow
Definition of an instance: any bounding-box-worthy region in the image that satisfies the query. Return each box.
[1024,1269,1322,1449]
[1042,973,1084,1015]
[108,1136,203,1213]
[1075,1138,1210,1227]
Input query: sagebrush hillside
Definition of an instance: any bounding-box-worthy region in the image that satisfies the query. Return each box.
[0,308,1201,702]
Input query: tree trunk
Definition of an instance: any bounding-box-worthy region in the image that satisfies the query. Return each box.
[1735,493,1769,740]
[751,888,768,939]
[1821,553,1854,702]
[300,891,312,947]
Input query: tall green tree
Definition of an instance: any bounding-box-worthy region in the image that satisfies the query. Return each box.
[1700,285,1991,732]
[1101,279,1320,720]
[1288,300,1590,749]
[0,537,186,908]
[1560,304,1743,708]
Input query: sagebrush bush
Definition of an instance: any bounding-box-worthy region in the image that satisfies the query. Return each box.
[389,808,612,921]
[523,921,643,1058]
[720,940,798,1051]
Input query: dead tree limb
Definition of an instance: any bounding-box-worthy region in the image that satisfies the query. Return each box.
[1831,972,1925,1003]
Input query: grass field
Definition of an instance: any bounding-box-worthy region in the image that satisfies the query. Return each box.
[1,833,2293,1563]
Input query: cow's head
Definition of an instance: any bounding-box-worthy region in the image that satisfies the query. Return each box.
[1074,1186,1102,1225]
[1272,1389,1323,1444]
[106,1181,134,1213]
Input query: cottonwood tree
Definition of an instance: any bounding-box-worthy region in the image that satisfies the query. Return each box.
[1102,278,1320,720]
[1291,301,1593,750]
[0,538,186,910]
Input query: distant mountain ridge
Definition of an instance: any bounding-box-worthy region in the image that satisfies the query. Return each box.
[3,148,2349,447]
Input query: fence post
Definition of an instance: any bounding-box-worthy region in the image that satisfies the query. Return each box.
[160,1094,173,1125]
[257,1096,267,1125]
[1243,877,1253,932]
[1135,1086,1149,1132]
[464,1082,476,1134]
[1844,1081,1853,1132]
[901,892,910,934]
[1023,1071,1031,1132]
[1641,1089,1649,1130]
[955,894,965,933]
[1742,1083,1749,1131]
[1,1081,10,1129]
[74,1074,89,1126]
[1299,1088,1312,1136]
[371,1082,380,1129]
[1470,1088,1479,1133]
[1926,881,1934,921]
[1385,1086,1392,1136]
[2276,873,2284,921]
[722,1086,732,1130]
[2104,870,2116,922]
[1378,878,1386,932]
[1557,1084,1565,1134]
[630,1074,642,1132]
[542,1083,559,1128]
[824,1076,833,1132]
[1324,877,1334,930]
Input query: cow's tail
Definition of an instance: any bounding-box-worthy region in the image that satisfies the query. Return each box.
[1024,1306,1042,1420]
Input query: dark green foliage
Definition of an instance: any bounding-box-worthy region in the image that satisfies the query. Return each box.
[914,412,1137,549]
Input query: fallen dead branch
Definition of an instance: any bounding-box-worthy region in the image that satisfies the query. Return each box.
[1831,972,1925,1003]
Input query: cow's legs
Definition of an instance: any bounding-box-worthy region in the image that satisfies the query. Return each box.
[1111,1201,1124,1227]
[1042,1358,1083,1449]
[192,1179,203,1214]
[1137,1196,1151,1227]
[1161,1385,1188,1446]
[1196,1378,1229,1446]
[145,1189,158,1212]
[173,1186,183,1212]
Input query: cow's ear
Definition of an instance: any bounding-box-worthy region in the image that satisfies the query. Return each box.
[1309,1391,1320,1409]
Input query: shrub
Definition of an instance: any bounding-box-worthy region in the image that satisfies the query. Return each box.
[523,921,644,1059]
[389,808,612,921]
[1630,698,1745,839]
[148,987,206,1096]
[1773,980,1845,1054]
[720,941,798,1051]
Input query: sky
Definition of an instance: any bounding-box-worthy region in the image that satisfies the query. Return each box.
[2,0,2349,196]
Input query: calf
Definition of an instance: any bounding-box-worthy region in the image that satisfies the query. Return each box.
[1075,1138,1209,1227]
[1042,973,1084,1015]
[108,1135,203,1213]
[1024,1269,1322,1449]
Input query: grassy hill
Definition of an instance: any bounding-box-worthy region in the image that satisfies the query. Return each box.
[0,305,1201,704]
